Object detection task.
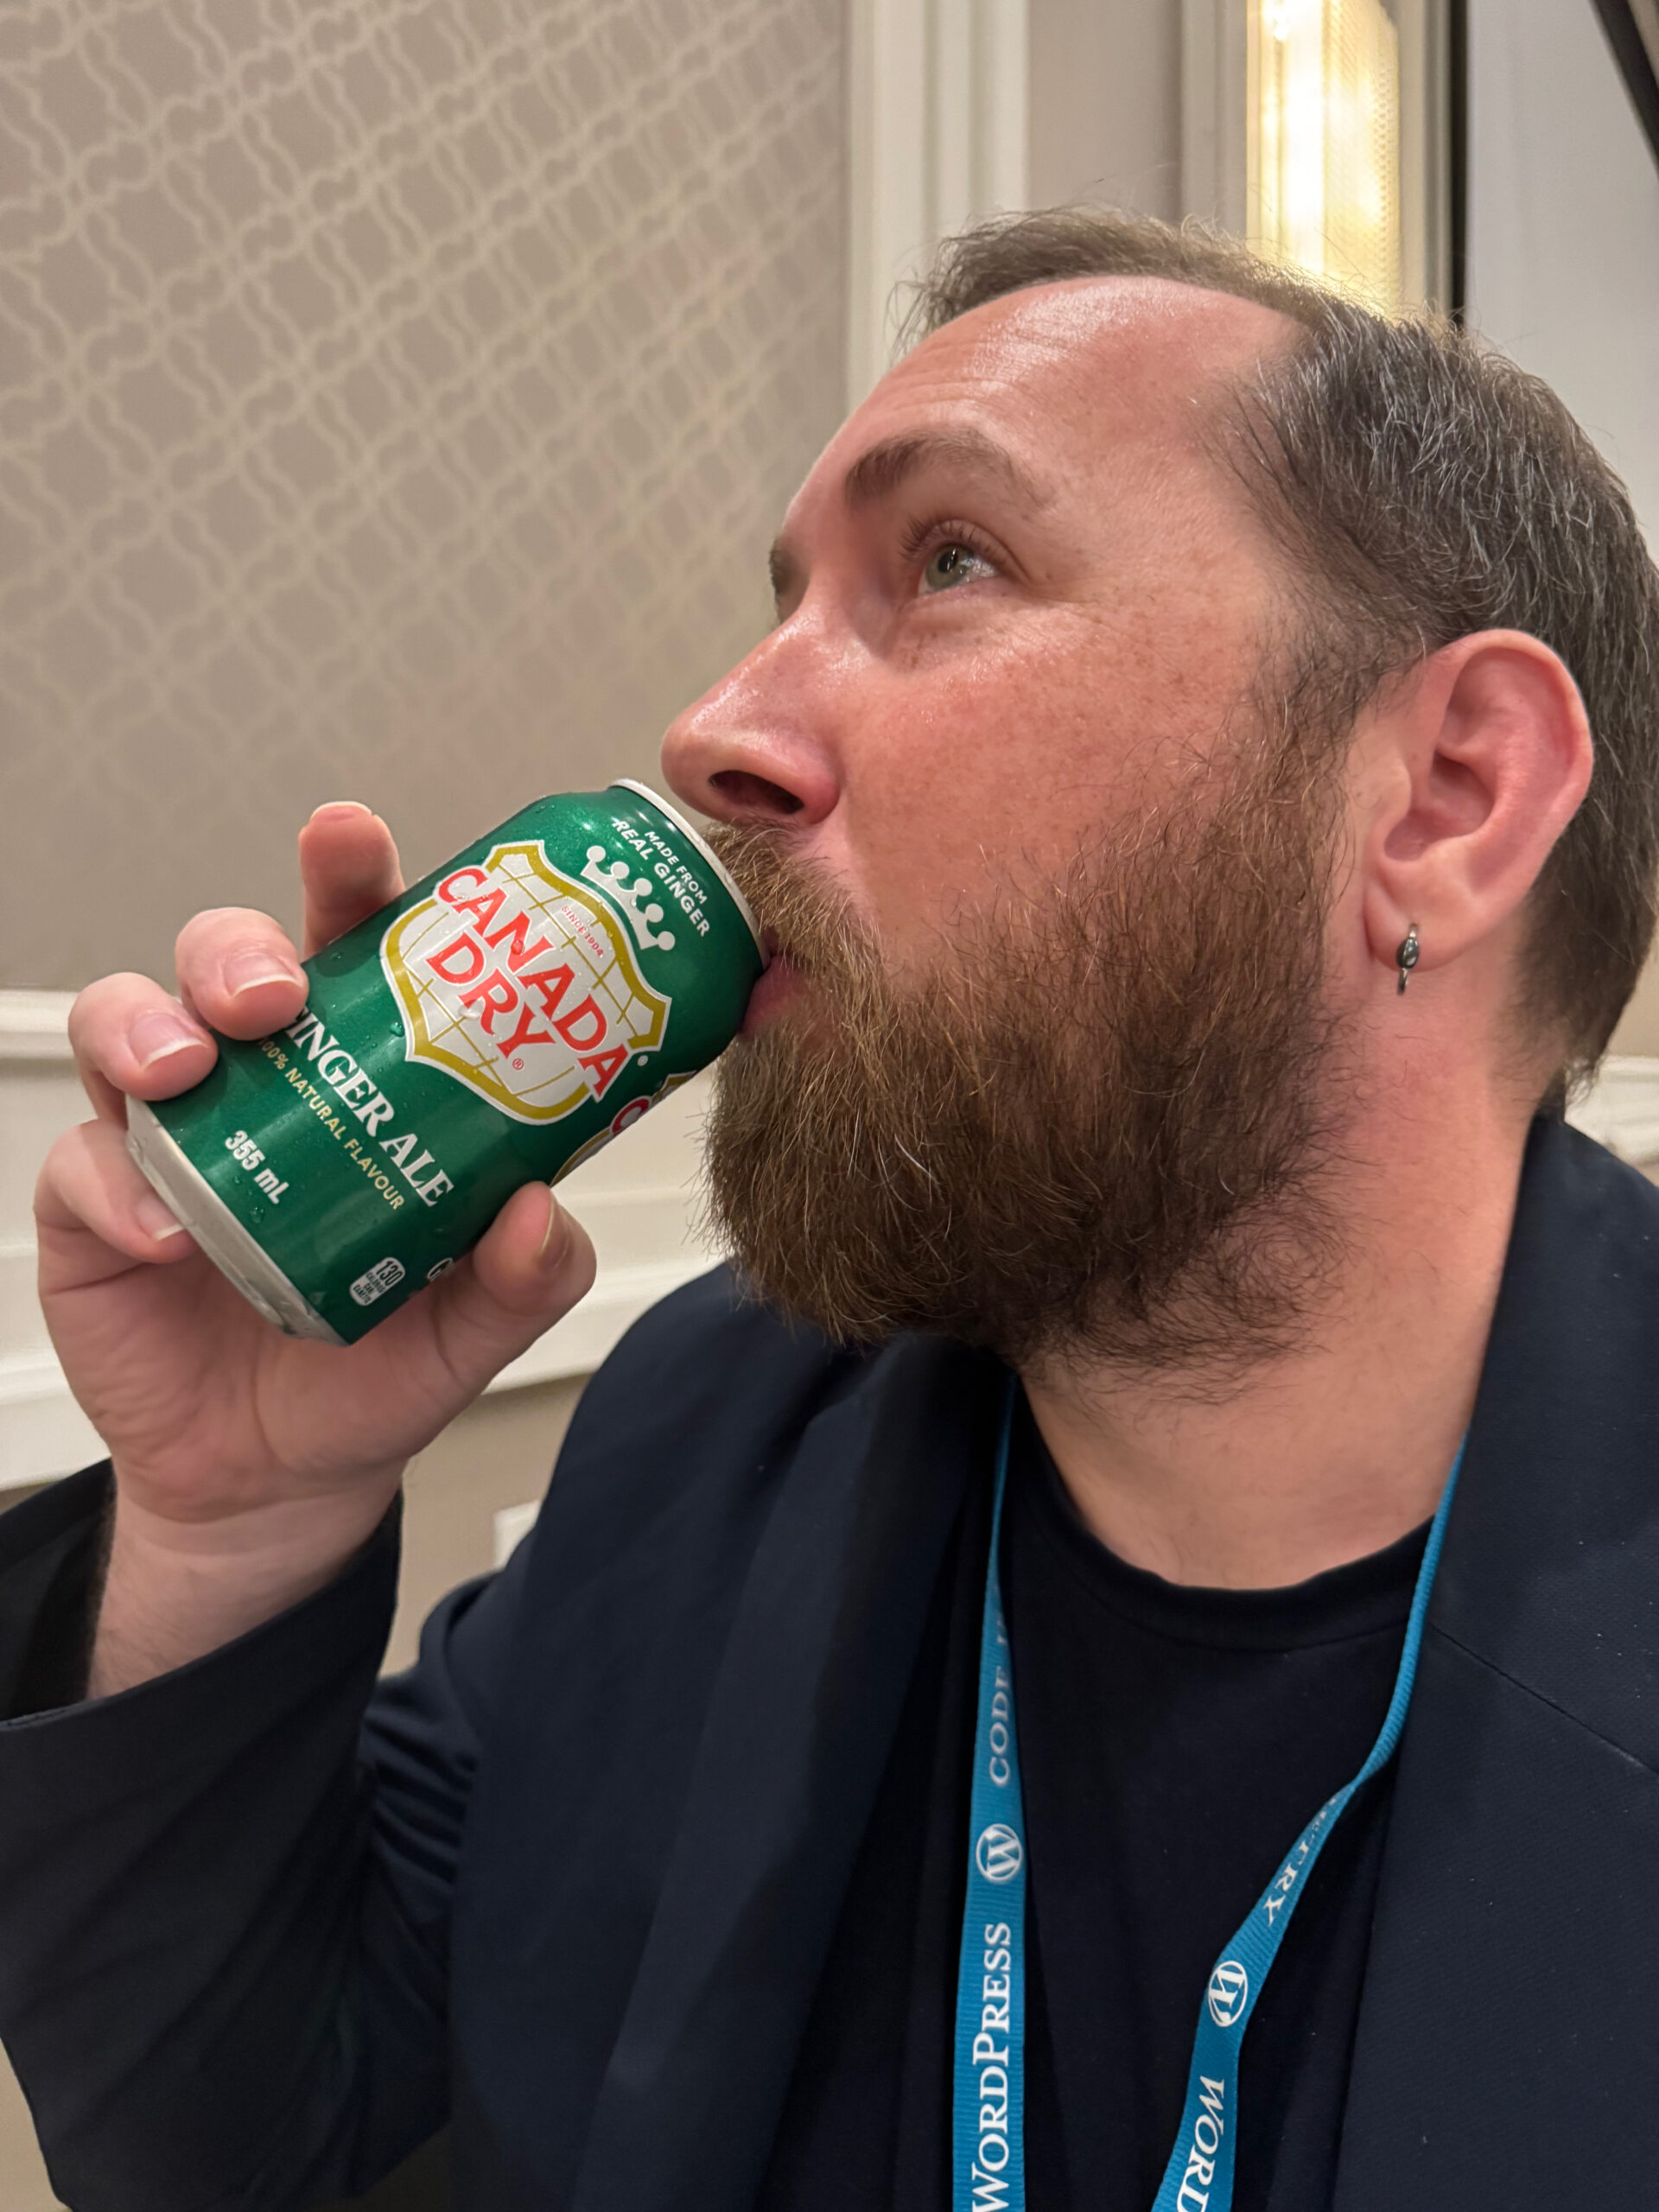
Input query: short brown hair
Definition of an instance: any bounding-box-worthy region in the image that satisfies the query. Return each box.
[906,208,1659,1090]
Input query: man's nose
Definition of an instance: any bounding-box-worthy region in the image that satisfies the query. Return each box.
[660,623,842,829]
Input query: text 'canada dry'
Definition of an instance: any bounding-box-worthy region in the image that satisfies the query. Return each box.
[127,783,762,1343]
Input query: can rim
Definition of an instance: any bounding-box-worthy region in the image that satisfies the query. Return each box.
[607,779,762,955]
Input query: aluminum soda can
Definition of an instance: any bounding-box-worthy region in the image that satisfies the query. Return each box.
[126,781,762,1344]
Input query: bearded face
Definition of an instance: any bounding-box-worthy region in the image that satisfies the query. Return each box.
[702,716,1350,1376]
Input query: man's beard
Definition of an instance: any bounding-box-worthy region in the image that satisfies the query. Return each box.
[702,720,1349,1377]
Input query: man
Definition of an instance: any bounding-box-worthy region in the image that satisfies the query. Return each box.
[2,207,1658,2211]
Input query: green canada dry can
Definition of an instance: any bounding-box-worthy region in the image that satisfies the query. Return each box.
[126,781,762,1344]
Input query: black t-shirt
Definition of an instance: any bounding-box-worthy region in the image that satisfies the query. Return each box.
[759,1404,1428,2212]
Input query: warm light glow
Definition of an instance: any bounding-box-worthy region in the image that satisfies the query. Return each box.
[1249,0,1402,310]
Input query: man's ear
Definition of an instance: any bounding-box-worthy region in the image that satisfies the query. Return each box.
[1359,630,1593,984]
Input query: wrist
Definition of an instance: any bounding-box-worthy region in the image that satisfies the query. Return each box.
[89,1474,401,1698]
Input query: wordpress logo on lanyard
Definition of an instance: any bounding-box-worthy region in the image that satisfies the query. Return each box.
[1206,1961,1249,2029]
[976,1823,1024,1883]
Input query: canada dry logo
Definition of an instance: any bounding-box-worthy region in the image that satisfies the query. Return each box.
[975,1822,1024,1884]
[381,841,671,1124]
[1206,1959,1249,2029]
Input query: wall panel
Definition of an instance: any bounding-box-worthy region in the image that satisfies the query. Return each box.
[2,0,846,990]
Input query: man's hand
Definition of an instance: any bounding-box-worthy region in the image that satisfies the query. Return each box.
[36,803,596,1697]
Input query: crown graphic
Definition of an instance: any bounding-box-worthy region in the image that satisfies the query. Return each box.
[582,844,677,951]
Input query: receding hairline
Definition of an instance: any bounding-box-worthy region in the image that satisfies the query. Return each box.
[913,264,1313,342]
[905,212,1344,353]
[899,268,1313,476]
[905,247,1334,464]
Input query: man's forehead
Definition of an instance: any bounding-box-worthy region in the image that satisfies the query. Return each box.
[796,276,1296,522]
[911,272,1296,385]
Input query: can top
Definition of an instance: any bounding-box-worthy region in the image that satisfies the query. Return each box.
[609,779,762,954]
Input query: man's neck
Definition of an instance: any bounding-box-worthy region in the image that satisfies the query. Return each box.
[1020,1084,1532,1591]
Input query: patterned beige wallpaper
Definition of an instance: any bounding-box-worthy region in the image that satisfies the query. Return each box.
[1,0,846,989]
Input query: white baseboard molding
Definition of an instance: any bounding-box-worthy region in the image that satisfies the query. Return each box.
[1564,1055,1659,1166]
[0,991,77,1058]
[0,1254,716,1495]
[3,982,1656,1495]
[486,1256,718,1392]
[0,1351,106,1495]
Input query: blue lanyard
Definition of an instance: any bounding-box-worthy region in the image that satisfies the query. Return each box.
[951,1382,1464,2212]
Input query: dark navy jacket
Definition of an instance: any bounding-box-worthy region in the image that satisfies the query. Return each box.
[1,1116,1657,2209]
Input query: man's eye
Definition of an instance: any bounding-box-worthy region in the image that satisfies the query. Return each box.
[920,541,995,594]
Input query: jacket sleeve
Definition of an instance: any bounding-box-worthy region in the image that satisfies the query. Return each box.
[0,1461,534,2212]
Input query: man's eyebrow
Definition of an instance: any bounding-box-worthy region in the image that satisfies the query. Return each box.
[766,428,1047,606]
[841,428,1049,512]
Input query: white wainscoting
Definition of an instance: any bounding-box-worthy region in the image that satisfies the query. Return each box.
[6,990,1659,1492]
[0,992,721,1491]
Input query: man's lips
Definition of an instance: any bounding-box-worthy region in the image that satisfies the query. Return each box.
[741,949,805,1036]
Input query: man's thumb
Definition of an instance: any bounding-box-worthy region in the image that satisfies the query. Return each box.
[429,1184,597,1380]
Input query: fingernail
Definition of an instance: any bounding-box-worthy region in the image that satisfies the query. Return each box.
[130,1007,207,1071]
[224,947,303,997]
[308,800,373,824]
[537,1188,565,1266]
[135,1191,188,1243]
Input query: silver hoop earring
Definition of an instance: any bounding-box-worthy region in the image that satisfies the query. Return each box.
[1395,925,1421,996]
